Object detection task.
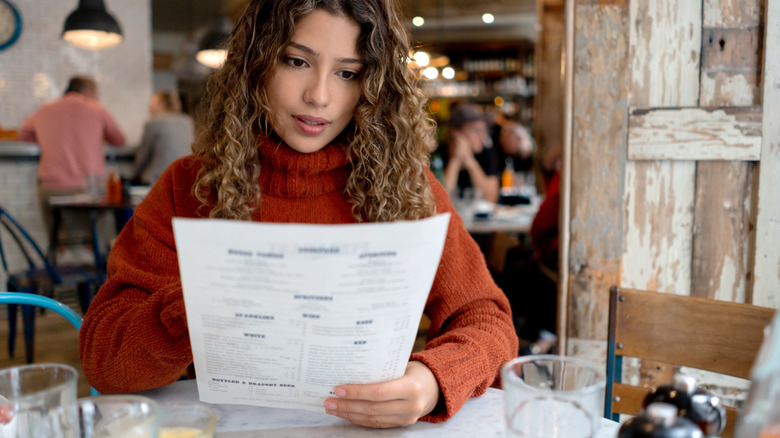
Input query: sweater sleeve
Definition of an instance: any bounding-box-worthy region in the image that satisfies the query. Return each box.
[79,159,196,393]
[411,172,519,422]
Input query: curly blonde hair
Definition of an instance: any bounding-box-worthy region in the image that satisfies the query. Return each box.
[192,0,437,222]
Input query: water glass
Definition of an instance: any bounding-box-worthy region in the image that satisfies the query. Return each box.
[79,394,160,438]
[0,363,80,438]
[85,173,102,201]
[502,354,605,438]
[158,402,217,438]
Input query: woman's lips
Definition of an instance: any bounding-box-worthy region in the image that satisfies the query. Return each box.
[294,115,329,136]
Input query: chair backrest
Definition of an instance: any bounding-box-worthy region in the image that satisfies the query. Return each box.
[0,292,98,395]
[605,285,776,438]
[0,206,61,283]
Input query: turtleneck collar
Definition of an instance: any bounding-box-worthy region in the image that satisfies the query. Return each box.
[257,137,351,198]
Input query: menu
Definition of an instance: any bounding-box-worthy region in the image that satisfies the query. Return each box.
[172,214,450,411]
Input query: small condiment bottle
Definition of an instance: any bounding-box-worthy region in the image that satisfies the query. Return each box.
[618,402,704,438]
[106,170,122,204]
[643,373,726,437]
[501,157,515,189]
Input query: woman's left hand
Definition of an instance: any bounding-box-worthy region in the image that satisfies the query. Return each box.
[323,360,441,428]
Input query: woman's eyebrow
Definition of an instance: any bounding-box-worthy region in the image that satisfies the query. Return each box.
[288,41,363,65]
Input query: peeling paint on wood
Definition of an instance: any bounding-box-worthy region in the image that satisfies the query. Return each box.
[692,1,762,306]
[703,0,762,28]
[751,0,780,307]
[622,160,695,293]
[627,107,763,160]
[692,162,754,302]
[623,0,701,296]
[629,0,701,108]
[700,71,760,106]
[700,25,763,106]
[568,3,629,340]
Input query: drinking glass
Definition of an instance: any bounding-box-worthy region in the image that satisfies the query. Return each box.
[79,394,160,438]
[502,354,606,438]
[85,174,102,201]
[158,402,217,438]
[0,363,79,437]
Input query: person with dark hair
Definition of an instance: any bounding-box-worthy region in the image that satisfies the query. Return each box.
[131,90,195,185]
[439,103,499,203]
[79,0,517,428]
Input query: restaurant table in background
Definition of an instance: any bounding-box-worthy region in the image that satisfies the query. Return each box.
[454,195,541,236]
[47,186,150,284]
[138,379,620,437]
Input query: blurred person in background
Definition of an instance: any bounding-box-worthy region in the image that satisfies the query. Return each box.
[439,103,499,203]
[18,76,126,197]
[18,76,126,260]
[497,120,534,176]
[131,90,195,186]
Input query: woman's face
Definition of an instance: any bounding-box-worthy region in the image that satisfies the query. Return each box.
[266,9,363,154]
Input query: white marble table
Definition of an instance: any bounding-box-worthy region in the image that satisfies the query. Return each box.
[138,380,620,437]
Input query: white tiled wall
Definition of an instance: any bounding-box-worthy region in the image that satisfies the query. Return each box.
[0,0,152,292]
[0,0,153,145]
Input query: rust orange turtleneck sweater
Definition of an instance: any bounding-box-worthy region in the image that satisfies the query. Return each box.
[79,139,518,422]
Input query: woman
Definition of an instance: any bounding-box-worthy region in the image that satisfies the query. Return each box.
[79,0,517,428]
[131,90,195,186]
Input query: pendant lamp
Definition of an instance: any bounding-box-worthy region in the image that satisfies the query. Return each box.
[196,15,232,69]
[62,0,123,50]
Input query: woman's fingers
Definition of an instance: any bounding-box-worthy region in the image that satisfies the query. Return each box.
[324,398,420,428]
[323,361,440,428]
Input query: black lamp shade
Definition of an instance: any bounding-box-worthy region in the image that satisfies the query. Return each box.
[62,0,123,49]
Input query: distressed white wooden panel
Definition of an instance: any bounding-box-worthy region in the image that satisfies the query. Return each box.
[628,107,762,160]
[700,72,759,107]
[624,0,700,295]
[752,0,780,308]
[703,0,761,28]
[629,0,702,108]
[622,160,696,293]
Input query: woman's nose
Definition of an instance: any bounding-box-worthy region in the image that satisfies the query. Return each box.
[303,75,330,107]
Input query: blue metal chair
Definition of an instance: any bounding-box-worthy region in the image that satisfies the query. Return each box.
[0,205,99,363]
[0,292,98,395]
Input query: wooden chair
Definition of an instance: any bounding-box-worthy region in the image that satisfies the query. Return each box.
[605,286,776,438]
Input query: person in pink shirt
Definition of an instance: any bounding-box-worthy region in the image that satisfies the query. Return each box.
[18,76,126,192]
[18,76,126,264]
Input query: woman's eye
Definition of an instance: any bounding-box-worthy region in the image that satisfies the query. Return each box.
[339,71,360,81]
[284,57,307,68]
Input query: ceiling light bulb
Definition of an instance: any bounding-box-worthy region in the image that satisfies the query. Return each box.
[196,49,228,69]
[412,16,425,27]
[442,67,455,79]
[482,13,495,24]
[413,51,430,67]
[63,29,122,49]
[423,67,438,80]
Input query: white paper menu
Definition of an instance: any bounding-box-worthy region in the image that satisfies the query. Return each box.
[172,213,450,411]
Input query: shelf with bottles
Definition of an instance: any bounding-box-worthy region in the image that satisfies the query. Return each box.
[420,76,536,100]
